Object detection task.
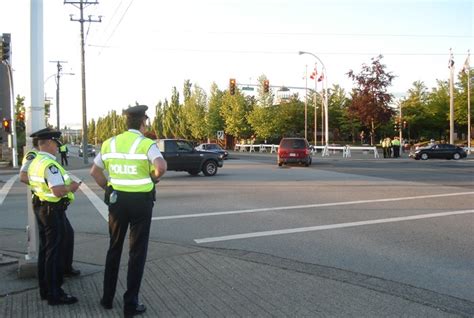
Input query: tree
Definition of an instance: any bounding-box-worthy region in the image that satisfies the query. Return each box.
[184,85,208,140]
[327,85,350,142]
[454,69,473,139]
[206,82,225,138]
[248,75,276,140]
[220,90,253,140]
[347,55,395,144]
[152,101,164,138]
[163,87,181,138]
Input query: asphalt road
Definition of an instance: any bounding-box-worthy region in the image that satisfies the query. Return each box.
[1,151,473,306]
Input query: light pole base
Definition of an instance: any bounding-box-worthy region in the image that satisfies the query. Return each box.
[17,255,37,278]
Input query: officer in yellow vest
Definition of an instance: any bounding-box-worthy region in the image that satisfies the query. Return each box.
[20,128,81,282]
[59,143,68,166]
[27,128,81,306]
[90,105,167,316]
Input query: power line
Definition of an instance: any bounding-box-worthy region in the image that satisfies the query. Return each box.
[86,45,469,57]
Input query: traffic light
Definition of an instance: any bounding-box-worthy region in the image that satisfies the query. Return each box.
[229,78,236,95]
[1,33,11,62]
[393,120,400,132]
[263,80,269,93]
[2,118,11,133]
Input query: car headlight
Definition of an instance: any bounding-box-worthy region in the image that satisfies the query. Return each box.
[219,154,224,159]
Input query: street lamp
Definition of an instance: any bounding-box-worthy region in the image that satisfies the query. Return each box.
[298,51,329,155]
[45,70,74,130]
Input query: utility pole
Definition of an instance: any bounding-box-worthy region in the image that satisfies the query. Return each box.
[49,60,67,131]
[65,0,101,164]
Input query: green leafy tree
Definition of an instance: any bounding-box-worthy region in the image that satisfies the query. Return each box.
[327,85,350,142]
[273,96,305,138]
[184,85,208,140]
[400,81,430,140]
[206,82,224,138]
[220,90,253,139]
[454,69,473,139]
[347,55,396,144]
[152,101,164,138]
[163,87,181,138]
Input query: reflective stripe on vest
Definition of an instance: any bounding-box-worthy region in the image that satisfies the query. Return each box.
[28,154,74,202]
[101,131,154,192]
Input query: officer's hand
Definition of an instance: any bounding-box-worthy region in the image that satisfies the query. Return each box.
[70,181,82,192]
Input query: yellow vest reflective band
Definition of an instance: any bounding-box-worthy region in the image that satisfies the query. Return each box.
[28,154,75,203]
[101,131,155,192]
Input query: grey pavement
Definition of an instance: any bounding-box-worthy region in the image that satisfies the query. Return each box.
[1,151,474,317]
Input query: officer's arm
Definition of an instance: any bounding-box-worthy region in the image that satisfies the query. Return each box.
[152,157,167,180]
[19,171,30,185]
[90,164,107,190]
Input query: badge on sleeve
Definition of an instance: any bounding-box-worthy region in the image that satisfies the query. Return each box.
[48,166,59,174]
[26,153,36,161]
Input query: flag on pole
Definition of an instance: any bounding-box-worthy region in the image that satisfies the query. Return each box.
[310,65,318,80]
[448,51,455,69]
[461,54,470,74]
[318,73,324,82]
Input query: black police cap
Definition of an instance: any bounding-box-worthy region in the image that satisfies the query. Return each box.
[123,105,148,118]
[30,127,62,140]
[30,127,62,147]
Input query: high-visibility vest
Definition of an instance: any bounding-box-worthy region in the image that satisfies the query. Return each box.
[59,145,67,153]
[22,150,38,166]
[101,131,155,192]
[28,154,74,203]
[392,139,400,146]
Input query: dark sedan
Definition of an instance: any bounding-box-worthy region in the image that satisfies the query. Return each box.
[195,143,229,159]
[410,144,467,160]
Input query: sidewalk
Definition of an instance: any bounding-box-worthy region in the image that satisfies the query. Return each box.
[1,228,473,317]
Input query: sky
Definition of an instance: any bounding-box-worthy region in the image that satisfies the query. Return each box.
[1,0,473,129]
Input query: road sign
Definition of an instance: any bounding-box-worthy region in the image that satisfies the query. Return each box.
[217,130,224,140]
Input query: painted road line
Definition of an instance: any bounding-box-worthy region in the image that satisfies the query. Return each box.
[0,175,18,205]
[194,209,474,244]
[153,191,474,221]
[77,180,109,222]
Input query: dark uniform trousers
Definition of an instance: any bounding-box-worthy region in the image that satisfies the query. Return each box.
[102,190,153,310]
[33,194,75,298]
[35,200,69,301]
[60,152,68,166]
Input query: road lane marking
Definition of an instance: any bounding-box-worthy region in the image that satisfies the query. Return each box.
[153,191,474,221]
[77,180,109,222]
[0,175,18,205]
[194,209,474,244]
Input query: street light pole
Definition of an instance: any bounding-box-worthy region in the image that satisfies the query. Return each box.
[299,51,329,154]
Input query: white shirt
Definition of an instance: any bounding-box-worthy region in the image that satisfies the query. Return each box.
[93,130,163,169]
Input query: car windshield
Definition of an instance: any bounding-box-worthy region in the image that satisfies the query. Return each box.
[280,139,307,149]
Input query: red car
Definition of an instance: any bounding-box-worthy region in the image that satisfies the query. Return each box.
[278,137,312,167]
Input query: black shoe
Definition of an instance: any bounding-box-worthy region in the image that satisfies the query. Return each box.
[100,299,113,309]
[124,304,146,316]
[64,268,81,277]
[48,294,78,306]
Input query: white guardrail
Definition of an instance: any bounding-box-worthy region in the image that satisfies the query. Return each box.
[234,144,380,158]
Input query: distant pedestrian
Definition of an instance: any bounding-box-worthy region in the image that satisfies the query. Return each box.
[90,105,167,316]
[27,128,81,305]
[59,143,68,166]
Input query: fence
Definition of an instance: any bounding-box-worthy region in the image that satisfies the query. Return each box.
[234,144,380,158]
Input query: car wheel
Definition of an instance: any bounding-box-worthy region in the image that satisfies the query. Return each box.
[202,160,218,176]
[420,153,429,160]
[278,162,283,167]
[188,169,200,176]
[453,152,461,160]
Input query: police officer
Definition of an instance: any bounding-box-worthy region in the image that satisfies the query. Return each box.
[59,143,68,166]
[19,128,81,282]
[27,128,81,305]
[90,105,167,316]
